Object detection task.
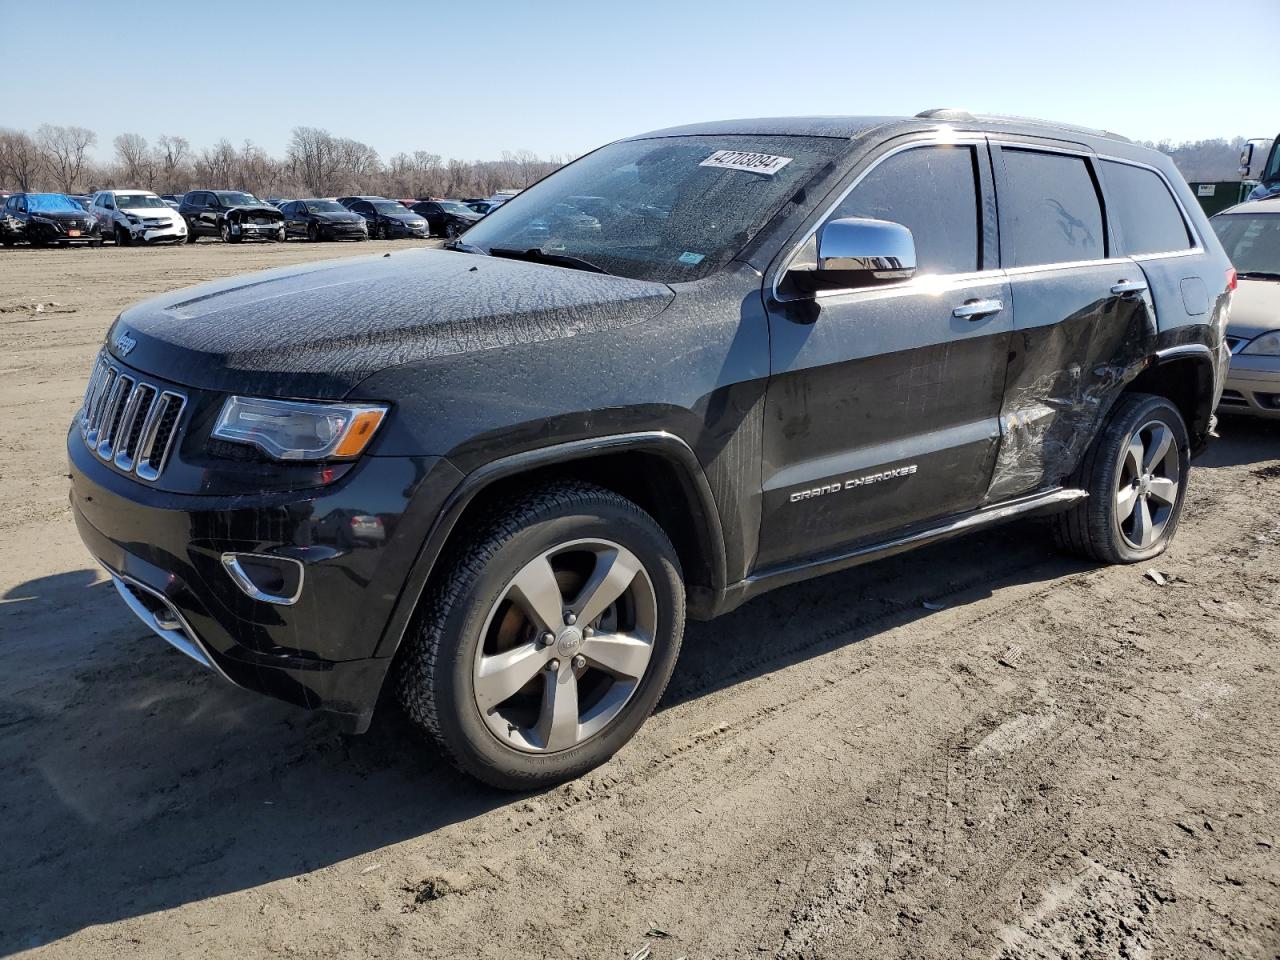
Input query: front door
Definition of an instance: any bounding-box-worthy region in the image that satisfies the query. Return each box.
[758,140,1012,571]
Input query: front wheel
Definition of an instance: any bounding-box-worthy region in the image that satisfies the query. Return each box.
[398,482,685,790]
[444,222,458,240]
[1053,393,1190,564]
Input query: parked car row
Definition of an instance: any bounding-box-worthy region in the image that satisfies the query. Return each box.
[0,187,523,247]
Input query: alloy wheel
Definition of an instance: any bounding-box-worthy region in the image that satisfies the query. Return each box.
[1115,418,1181,549]
[473,539,657,753]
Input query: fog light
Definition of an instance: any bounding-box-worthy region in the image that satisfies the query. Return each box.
[221,552,304,605]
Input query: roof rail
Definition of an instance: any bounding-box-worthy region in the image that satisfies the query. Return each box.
[914,108,975,121]
[916,109,1131,143]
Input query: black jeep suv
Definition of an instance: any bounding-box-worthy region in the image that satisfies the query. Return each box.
[69,111,1232,790]
[179,190,285,243]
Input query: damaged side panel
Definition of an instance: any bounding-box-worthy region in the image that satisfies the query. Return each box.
[985,264,1156,502]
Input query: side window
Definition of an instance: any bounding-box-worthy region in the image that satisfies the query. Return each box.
[829,145,982,275]
[282,202,297,215]
[1101,160,1192,255]
[354,201,373,214]
[1000,149,1105,267]
[17,196,26,213]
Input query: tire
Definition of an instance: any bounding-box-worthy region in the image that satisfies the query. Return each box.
[220,221,239,244]
[445,222,458,240]
[276,227,286,243]
[399,481,685,790]
[185,226,198,244]
[374,222,386,240]
[308,222,320,243]
[114,225,131,247]
[1053,392,1190,564]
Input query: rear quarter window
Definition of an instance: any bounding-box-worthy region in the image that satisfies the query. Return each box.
[1000,148,1105,267]
[1100,160,1193,256]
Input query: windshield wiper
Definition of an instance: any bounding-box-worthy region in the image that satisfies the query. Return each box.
[488,247,607,274]
[1238,271,1280,281]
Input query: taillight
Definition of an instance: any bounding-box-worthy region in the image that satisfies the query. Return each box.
[1227,267,1238,292]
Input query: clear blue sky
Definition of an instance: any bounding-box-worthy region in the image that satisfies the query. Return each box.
[1,0,1275,161]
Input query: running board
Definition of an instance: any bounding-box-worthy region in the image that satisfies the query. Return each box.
[719,487,1088,614]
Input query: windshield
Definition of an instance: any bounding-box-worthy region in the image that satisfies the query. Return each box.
[373,201,407,215]
[439,201,473,215]
[305,200,348,213]
[460,135,846,282]
[1263,142,1280,185]
[27,193,81,213]
[216,192,261,206]
[1212,213,1280,275]
[115,193,167,209]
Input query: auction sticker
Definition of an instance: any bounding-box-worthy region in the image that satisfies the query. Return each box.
[700,150,793,176]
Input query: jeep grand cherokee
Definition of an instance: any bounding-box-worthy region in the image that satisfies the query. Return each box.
[69,110,1233,790]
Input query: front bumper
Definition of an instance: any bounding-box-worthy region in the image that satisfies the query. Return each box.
[230,222,283,239]
[321,222,367,239]
[68,424,462,730]
[1218,353,1280,418]
[30,220,100,242]
[129,221,186,243]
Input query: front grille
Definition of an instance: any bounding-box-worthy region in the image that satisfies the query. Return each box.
[142,217,169,228]
[79,353,186,482]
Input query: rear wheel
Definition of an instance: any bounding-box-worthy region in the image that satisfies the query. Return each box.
[1053,393,1190,564]
[398,481,685,790]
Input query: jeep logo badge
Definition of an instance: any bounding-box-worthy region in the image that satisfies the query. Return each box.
[113,331,137,357]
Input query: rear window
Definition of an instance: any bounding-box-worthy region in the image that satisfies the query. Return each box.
[1101,160,1192,255]
[1001,149,1105,267]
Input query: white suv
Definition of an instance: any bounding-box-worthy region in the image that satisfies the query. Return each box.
[91,190,187,245]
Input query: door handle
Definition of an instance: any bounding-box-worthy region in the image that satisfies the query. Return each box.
[952,298,1004,320]
[1110,279,1148,297]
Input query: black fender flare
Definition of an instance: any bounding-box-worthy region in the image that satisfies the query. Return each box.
[372,430,729,659]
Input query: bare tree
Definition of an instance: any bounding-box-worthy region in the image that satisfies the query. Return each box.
[113,132,158,188]
[35,124,97,193]
[155,134,191,192]
[0,128,44,190]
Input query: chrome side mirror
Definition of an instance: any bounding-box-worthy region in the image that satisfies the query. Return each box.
[789,217,917,292]
[1239,142,1255,178]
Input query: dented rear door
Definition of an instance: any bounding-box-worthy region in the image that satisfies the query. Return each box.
[985,143,1157,502]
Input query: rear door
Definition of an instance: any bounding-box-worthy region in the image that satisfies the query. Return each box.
[757,139,1012,570]
[984,143,1158,501]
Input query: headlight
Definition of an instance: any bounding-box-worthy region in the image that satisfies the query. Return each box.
[31,214,55,225]
[212,396,388,460]
[1241,331,1280,356]
[126,214,141,225]
[85,215,97,227]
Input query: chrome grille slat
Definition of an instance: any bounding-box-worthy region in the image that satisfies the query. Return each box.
[96,374,134,458]
[79,351,186,483]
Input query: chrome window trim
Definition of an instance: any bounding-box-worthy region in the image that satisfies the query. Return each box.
[770,133,1206,302]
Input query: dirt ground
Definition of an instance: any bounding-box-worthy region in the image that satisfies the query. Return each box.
[1,242,1278,960]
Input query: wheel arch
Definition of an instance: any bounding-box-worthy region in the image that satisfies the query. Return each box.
[372,431,729,660]
[1123,344,1217,452]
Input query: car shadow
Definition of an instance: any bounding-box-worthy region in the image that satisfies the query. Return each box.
[0,514,1090,952]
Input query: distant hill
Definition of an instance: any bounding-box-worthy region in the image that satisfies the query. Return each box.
[1144,137,1249,182]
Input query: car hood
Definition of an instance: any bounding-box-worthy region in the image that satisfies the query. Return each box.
[120,205,179,218]
[314,211,363,223]
[30,209,86,220]
[1226,278,1280,340]
[228,204,284,218]
[106,248,674,399]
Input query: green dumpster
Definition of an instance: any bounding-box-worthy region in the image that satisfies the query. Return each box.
[1189,181,1252,216]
